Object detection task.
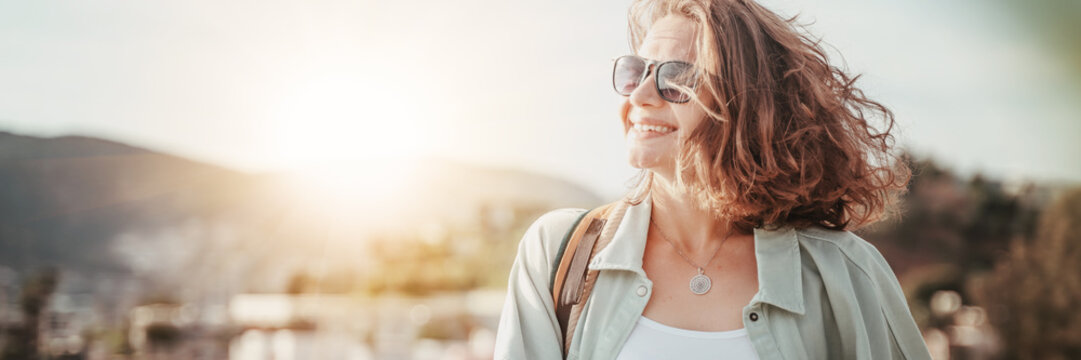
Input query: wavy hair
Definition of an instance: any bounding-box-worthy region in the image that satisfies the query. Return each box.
[623,0,910,232]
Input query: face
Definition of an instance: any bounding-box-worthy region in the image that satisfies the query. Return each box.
[621,15,709,176]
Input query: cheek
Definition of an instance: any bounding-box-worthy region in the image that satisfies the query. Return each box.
[619,100,633,134]
[673,105,707,135]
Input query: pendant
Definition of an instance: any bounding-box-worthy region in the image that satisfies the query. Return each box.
[689,268,711,295]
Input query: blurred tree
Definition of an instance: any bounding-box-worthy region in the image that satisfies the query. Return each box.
[285,269,362,294]
[996,0,1081,82]
[870,155,1037,274]
[351,201,553,296]
[978,187,1081,359]
[144,323,182,351]
[961,175,1032,270]
[286,271,316,294]
[0,268,58,360]
[862,152,1044,333]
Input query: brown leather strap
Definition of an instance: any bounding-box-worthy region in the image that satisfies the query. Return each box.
[555,216,605,335]
[552,201,626,357]
[562,201,629,354]
[551,208,604,307]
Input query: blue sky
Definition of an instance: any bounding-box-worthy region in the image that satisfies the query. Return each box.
[1,0,1078,198]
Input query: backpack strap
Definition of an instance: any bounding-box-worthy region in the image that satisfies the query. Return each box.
[550,200,629,358]
[548,210,590,303]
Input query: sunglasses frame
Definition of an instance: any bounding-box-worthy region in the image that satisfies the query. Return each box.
[612,55,698,104]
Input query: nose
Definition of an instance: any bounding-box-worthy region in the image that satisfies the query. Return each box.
[628,64,664,108]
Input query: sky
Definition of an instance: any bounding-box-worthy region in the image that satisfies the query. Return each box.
[1,0,1079,199]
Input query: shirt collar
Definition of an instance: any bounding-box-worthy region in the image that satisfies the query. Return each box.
[587,193,806,315]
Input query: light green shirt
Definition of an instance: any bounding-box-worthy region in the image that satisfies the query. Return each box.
[494,194,933,360]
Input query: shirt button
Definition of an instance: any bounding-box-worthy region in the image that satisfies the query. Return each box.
[636,286,648,297]
[749,312,759,321]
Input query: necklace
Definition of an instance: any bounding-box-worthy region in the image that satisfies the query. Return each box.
[649,217,734,295]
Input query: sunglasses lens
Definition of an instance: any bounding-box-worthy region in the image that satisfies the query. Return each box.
[657,62,695,103]
[613,56,645,96]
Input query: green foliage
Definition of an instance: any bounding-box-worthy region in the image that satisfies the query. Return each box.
[286,270,357,294]
[897,263,966,329]
[860,153,1047,347]
[416,314,475,341]
[281,201,553,296]
[977,188,1081,359]
[18,268,57,321]
[0,268,59,360]
[138,294,181,306]
[868,154,1041,275]
[145,324,183,350]
[996,0,1081,82]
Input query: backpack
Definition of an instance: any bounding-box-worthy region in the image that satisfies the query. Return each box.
[548,200,630,358]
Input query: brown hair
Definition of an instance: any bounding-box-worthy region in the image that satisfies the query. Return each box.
[624,0,910,232]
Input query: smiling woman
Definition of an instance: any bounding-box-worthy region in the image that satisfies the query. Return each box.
[495,0,931,359]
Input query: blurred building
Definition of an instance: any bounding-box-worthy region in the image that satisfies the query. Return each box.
[228,291,502,360]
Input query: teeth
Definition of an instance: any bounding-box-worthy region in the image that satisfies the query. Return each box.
[634,123,676,133]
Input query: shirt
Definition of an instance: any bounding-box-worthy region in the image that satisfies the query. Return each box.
[615,316,760,360]
[494,193,934,360]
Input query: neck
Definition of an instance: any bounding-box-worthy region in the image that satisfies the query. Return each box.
[648,170,741,253]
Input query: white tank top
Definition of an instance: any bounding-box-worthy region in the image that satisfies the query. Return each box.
[615,316,761,360]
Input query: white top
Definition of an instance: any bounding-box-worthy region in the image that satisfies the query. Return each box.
[615,316,761,360]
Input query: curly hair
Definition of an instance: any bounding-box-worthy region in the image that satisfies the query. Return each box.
[624,0,911,232]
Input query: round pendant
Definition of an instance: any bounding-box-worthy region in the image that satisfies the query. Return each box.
[689,273,712,295]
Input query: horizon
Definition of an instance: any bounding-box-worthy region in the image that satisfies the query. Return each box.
[2,0,1079,200]
[3,128,1076,198]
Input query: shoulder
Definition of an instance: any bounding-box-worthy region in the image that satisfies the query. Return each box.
[527,208,590,236]
[794,226,894,272]
[791,227,932,359]
[792,225,904,292]
[515,208,589,273]
[523,208,590,249]
[791,226,913,311]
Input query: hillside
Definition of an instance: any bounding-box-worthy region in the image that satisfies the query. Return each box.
[0,131,602,296]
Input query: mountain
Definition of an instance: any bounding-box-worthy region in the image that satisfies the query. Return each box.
[0,131,602,296]
[0,131,257,273]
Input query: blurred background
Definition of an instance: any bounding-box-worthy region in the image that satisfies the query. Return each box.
[0,0,1079,359]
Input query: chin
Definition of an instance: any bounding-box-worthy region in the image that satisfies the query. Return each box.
[627,151,665,171]
[627,159,650,170]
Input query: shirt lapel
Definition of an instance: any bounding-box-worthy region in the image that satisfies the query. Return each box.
[587,195,651,278]
[751,225,806,315]
[584,192,807,315]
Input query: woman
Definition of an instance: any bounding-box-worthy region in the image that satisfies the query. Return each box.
[495,0,932,359]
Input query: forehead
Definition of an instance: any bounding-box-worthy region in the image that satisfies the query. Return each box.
[638,15,697,63]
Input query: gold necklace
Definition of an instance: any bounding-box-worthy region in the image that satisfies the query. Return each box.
[649,217,734,295]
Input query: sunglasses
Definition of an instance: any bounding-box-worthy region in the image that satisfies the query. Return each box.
[612,55,698,104]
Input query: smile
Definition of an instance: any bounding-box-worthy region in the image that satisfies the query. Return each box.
[632,123,676,134]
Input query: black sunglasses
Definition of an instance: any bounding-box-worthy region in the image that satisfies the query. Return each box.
[612,55,698,104]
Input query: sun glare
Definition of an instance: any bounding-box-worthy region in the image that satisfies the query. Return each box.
[269,74,429,171]
[287,159,417,212]
[266,73,430,227]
